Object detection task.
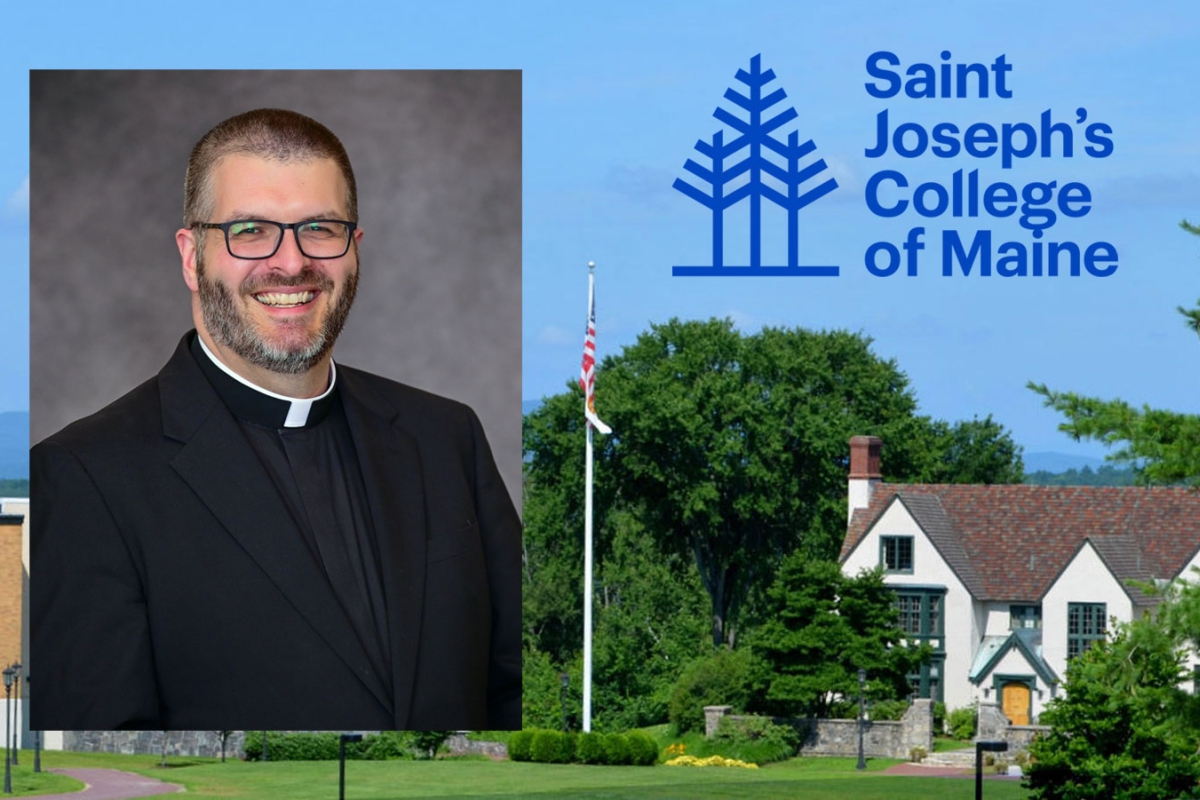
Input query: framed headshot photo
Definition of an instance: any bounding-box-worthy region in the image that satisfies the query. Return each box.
[29,69,522,731]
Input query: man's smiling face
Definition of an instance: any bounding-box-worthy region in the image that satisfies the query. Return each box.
[182,154,362,383]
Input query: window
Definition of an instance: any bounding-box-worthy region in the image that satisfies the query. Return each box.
[1010,604,1042,630]
[881,536,914,573]
[894,588,946,703]
[1067,602,1106,659]
[896,590,943,638]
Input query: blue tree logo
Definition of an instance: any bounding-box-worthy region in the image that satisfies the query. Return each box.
[673,55,839,277]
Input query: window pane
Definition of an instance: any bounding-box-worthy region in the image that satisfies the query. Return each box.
[1067,602,1106,660]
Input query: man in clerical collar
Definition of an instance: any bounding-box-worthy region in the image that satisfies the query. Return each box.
[31,108,522,731]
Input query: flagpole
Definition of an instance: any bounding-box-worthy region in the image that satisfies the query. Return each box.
[583,261,596,733]
[583,408,594,732]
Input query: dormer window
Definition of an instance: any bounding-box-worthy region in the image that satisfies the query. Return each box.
[881,535,914,573]
[1010,604,1042,630]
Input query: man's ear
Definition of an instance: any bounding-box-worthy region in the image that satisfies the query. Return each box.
[177,227,200,291]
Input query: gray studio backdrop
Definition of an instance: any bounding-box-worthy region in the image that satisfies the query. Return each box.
[31,70,521,509]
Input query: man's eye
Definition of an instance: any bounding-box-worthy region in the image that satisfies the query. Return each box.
[300,223,336,238]
[230,222,267,237]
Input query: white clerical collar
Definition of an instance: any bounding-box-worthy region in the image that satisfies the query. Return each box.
[196,335,337,428]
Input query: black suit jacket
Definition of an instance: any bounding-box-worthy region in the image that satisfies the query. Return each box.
[31,333,522,731]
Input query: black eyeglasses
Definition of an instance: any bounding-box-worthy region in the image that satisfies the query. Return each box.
[193,219,358,260]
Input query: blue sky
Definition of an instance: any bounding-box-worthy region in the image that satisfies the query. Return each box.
[4,1,1198,459]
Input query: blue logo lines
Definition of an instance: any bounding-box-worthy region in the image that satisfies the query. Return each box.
[673,55,839,277]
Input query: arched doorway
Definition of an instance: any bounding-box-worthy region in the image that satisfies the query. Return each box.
[1001,681,1031,726]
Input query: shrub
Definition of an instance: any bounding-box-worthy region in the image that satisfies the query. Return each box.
[409,731,450,760]
[242,731,366,761]
[668,649,753,734]
[709,716,798,765]
[508,730,535,761]
[625,731,658,766]
[869,699,909,721]
[363,731,410,761]
[933,701,947,735]
[827,699,856,719]
[530,730,574,763]
[576,732,606,764]
[602,732,630,765]
[948,706,977,740]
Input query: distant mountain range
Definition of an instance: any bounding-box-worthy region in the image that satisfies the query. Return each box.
[0,411,27,479]
[1023,451,1106,474]
[0,404,1116,484]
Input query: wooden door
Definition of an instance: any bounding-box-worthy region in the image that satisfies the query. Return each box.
[1001,682,1030,726]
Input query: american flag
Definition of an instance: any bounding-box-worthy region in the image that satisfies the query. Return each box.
[580,272,611,434]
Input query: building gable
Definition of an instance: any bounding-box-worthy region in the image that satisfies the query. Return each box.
[969,628,1058,690]
[842,484,1200,603]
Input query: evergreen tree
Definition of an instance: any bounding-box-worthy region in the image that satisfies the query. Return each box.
[1026,614,1200,800]
[752,557,922,718]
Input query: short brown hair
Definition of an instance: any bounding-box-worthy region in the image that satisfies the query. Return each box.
[184,108,358,226]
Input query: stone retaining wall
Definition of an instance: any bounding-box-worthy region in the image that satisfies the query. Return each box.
[444,733,508,759]
[976,701,1048,758]
[704,698,934,760]
[63,730,245,760]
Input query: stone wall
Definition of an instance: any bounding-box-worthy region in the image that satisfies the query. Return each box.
[704,698,934,760]
[976,702,1048,759]
[63,730,245,760]
[445,733,508,759]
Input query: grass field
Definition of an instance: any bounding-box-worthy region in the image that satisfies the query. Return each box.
[3,754,83,797]
[18,749,1031,799]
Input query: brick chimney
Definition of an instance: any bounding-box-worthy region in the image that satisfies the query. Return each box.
[848,436,882,524]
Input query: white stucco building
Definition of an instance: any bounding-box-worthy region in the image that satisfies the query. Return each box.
[839,436,1200,725]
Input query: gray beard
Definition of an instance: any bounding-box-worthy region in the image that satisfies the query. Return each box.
[197,257,359,375]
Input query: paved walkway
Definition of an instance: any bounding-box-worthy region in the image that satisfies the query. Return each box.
[33,768,183,799]
[883,762,1022,780]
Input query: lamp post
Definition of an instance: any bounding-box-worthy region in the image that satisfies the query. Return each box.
[3,666,14,794]
[559,672,570,733]
[8,664,18,766]
[856,668,867,771]
[976,740,1008,800]
[338,733,362,800]
[25,675,35,774]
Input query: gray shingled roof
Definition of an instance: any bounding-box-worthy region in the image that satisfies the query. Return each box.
[841,484,1200,603]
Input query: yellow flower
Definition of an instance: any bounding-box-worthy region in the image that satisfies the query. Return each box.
[664,754,758,769]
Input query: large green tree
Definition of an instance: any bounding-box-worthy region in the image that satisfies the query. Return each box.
[919,415,1025,484]
[1029,221,1200,486]
[1026,613,1200,800]
[525,318,1025,654]
[597,319,1017,647]
[751,556,923,718]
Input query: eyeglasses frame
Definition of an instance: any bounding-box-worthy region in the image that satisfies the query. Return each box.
[192,219,359,260]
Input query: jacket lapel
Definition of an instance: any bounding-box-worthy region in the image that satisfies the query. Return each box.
[337,368,429,730]
[157,335,393,715]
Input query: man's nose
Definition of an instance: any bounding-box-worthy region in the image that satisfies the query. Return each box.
[266,228,310,273]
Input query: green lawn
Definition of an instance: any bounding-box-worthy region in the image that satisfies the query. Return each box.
[932,737,976,752]
[3,752,85,797]
[30,749,1030,799]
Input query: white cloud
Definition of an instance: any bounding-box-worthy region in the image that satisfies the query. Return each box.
[727,309,758,332]
[4,177,28,220]
[536,324,574,345]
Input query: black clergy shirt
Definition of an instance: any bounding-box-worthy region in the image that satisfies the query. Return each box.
[190,333,395,706]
